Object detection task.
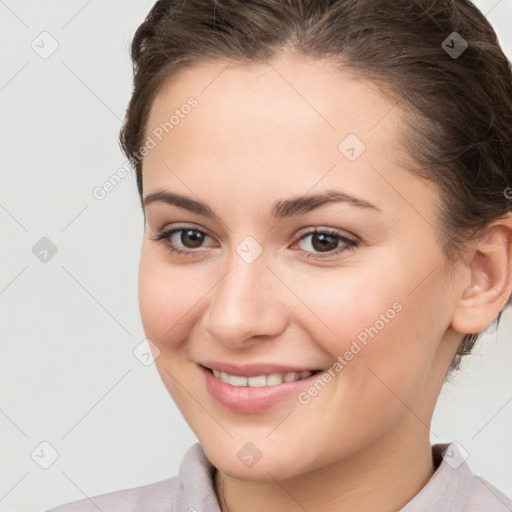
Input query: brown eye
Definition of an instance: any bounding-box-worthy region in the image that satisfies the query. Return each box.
[294,229,358,259]
[149,226,215,257]
[310,232,339,252]
[178,229,206,249]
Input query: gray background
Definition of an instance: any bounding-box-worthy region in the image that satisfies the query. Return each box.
[1,1,511,510]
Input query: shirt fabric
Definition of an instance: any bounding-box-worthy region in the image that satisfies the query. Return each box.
[47,441,512,512]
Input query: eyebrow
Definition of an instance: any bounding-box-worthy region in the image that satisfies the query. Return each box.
[143,188,381,219]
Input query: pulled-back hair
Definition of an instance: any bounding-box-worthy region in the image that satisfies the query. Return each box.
[119,0,512,372]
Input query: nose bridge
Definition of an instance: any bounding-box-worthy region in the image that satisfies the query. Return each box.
[204,240,285,344]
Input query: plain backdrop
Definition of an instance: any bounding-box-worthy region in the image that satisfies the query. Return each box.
[1,1,511,511]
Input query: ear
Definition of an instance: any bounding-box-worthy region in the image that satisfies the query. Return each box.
[451,213,512,335]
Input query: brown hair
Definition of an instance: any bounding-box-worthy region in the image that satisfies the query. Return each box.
[119,0,512,372]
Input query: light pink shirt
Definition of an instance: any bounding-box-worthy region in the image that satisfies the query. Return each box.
[48,442,512,511]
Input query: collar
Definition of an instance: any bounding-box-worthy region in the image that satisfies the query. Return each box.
[172,442,507,512]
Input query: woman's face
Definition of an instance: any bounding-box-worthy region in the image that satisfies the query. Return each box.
[138,54,463,480]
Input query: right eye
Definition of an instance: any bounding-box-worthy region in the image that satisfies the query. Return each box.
[150,225,217,257]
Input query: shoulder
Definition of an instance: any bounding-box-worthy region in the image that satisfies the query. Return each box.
[440,443,512,512]
[46,443,219,512]
[46,476,179,512]
[455,473,512,512]
[402,442,512,512]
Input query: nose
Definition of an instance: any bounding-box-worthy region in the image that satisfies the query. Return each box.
[203,247,288,348]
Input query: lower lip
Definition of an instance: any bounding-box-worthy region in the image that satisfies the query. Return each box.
[199,364,322,414]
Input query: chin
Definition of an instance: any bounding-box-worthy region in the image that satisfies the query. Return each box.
[199,436,324,482]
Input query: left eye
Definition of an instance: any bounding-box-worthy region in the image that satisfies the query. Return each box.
[293,229,357,257]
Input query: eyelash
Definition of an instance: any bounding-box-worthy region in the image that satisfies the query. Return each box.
[149,225,358,260]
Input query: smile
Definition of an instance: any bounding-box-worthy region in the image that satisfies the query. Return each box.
[199,364,325,414]
[210,368,319,387]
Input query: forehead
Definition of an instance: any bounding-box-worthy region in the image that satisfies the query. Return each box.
[145,55,408,169]
[141,55,438,228]
[146,54,401,145]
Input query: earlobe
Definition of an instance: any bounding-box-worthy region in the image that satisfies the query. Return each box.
[451,214,512,335]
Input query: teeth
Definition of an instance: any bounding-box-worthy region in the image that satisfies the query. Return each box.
[283,371,297,382]
[229,374,248,386]
[211,368,314,387]
[266,373,284,386]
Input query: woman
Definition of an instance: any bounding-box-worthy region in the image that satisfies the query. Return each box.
[49,0,512,510]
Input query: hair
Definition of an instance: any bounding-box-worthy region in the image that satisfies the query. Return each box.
[119,0,512,373]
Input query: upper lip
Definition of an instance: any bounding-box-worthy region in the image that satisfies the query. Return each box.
[198,361,323,377]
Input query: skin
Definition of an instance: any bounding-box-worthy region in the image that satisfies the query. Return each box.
[138,51,512,512]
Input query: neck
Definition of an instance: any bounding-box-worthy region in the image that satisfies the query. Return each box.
[214,421,436,512]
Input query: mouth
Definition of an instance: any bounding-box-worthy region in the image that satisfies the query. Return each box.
[199,363,326,414]
[201,365,323,387]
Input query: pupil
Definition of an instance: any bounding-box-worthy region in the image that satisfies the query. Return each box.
[312,233,337,252]
[183,230,203,248]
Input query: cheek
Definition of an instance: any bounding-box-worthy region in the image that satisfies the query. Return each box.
[137,246,201,348]
[288,264,408,360]
[286,269,446,459]
[301,253,447,387]
[137,248,202,411]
